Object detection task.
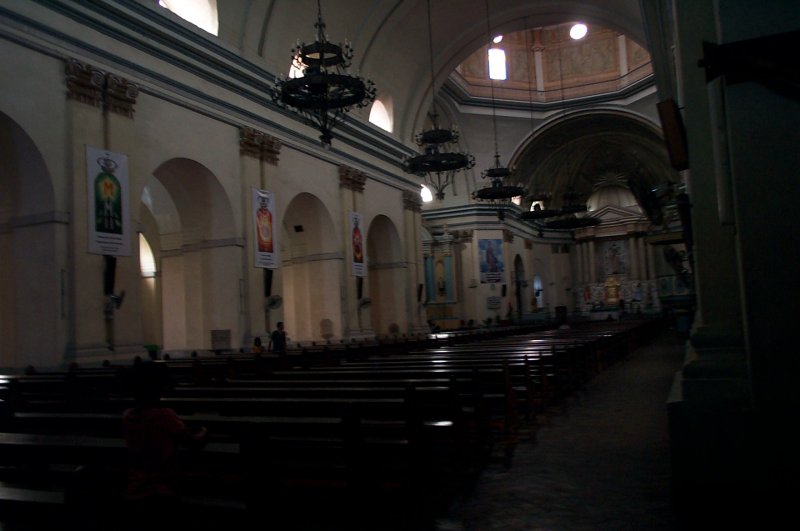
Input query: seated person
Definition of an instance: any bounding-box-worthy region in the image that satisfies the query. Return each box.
[122,363,208,529]
[251,336,265,354]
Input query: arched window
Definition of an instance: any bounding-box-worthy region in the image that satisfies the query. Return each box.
[369,98,393,133]
[157,0,219,35]
[139,233,157,278]
[488,47,507,80]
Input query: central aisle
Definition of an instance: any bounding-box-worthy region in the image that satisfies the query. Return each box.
[436,331,687,531]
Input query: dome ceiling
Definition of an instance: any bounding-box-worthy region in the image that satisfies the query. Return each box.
[453,23,652,104]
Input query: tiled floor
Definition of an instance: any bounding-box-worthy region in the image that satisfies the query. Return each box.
[434,331,687,531]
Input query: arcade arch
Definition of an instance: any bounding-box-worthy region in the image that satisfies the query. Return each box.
[366,215,405,336]
[0,112,64,368]
[140,158,240,352]
[281,192,342,343]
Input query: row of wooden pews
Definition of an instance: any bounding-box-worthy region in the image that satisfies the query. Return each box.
[0,317,662,530]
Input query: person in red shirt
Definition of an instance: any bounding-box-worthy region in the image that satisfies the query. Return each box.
[122,362,207,529]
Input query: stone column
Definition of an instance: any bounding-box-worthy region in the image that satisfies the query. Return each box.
[576,241,584,284]
[239,128,281,342]
[628,234,639,280]
[404,191,428,334]
[637,234,648,280]
[588,239,596,284]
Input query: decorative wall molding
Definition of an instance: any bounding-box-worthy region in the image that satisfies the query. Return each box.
[402,190,422,212]
[503,229,514,243]
[239,127,281,164]
[65,58,139,117]
[339,165,367,192]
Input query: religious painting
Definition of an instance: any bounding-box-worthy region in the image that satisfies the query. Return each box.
[252,188,278,268]
[602,240,627,276]
[87,146,131,256]
[350,211,366,277]
[479,238,504,283]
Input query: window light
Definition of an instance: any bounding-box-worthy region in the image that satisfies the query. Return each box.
[158,0,218,36]
[570,23,588,40]
[492,35,503,44]
[369,99,393,132]
[488,48,507,80]
[421,185,434,203]
[139,234,157,278]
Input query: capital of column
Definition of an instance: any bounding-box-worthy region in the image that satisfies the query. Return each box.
[104,74,139,118]
[65,59,139,117]
[339,165,367,192]
[239,127,281,164]
[65,58,105,108]
[402,190,422,212]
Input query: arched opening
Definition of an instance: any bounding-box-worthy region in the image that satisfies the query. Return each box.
[369,98,393,133]
[157,0,219,35]
[143,158,239,352]
[0,111,62,368]
[513,254,525,322]
[281,193,341,343]
[366,215,404,336]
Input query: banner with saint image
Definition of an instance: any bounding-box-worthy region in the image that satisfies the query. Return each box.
[87,146,131,256]
[479,238,504,283]
[350,211,366,277]
[252,188,278,268]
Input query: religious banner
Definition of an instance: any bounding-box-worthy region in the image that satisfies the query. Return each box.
[87,146,131,256]
[252,188,278,268]
[350,211,365,277]
[479,238,504,283]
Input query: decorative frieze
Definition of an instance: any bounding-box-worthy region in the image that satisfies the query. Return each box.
[239,127,281,164]
[339,165,367,192]
[65,58,139,117]
[402,190,422,212]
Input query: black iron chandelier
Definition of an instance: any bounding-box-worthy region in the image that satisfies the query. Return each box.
[272,0,376,147]
[402,0,474,200]
[519,26,599,230]
[472,0,525,220]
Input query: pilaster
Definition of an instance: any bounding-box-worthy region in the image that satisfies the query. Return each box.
[65,58,143,361]
[339,165,372,339]
[239,127,282,340]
